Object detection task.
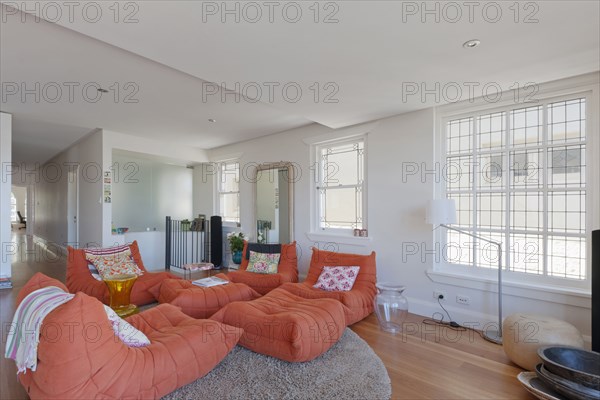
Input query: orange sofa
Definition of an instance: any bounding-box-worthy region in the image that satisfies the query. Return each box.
[66,241,178,306]
[157,278,261,318]
[211,287,346,362]
[13,273,242,400]
[223,241,298,295]
[279,247,377,325]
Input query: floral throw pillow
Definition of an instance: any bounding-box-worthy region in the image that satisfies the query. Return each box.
[313,266,361,291]
[246,251,280,274]
[85,245,144,280]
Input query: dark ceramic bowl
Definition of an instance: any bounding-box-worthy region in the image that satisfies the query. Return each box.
[538,346,600,391]
[535,363,600,400]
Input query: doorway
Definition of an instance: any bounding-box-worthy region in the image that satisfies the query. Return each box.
[10,186,27,230]
[67,166,79,245]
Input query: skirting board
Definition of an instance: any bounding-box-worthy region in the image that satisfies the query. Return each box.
[406,296,592,348]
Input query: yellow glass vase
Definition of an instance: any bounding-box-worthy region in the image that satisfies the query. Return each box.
[104,274,138,317]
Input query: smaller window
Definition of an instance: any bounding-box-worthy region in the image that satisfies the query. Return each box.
[315,137,366,232]
[217,161,240,225]
[10,192,17,222]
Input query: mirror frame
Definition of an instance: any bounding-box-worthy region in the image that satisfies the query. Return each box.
[253,162,295,243]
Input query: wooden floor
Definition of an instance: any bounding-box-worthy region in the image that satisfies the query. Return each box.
[0,232,533,400]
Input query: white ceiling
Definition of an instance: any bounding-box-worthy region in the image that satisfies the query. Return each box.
[0,3,312,163]
[1,1,599,164]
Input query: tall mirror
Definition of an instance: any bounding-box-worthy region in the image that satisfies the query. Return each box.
[254,162,294,244]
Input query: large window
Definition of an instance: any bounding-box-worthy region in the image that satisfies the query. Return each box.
[315,137,366,232]
[444,96,588,282]
[10,192,16,222]
[217,160,240,225]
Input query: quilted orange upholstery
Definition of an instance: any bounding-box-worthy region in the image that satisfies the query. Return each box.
[279,247,377,325]
[211,288,346,362]
[157,278,261,318]
[66,241,179,305]
[14,273,243,400]
[225,241,298,294]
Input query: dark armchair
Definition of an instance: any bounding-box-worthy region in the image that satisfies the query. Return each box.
[17,211,26,229]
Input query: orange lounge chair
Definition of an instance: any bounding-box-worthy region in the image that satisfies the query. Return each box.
[223,241,298,295]
[66,241,179,306]
[211,287,346,362]
[279,247,377,325]
[12,273,242,400]
[157,278,261,318]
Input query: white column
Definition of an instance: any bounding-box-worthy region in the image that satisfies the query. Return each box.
[0,112,13,278]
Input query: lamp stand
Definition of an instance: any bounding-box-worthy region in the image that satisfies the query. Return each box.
[440,224,503,345]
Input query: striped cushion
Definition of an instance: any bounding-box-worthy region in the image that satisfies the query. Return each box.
[87,264,102,281]
[84,244,130,256]
[85,244,143,279]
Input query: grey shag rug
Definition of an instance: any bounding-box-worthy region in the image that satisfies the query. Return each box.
[162,328,391,400]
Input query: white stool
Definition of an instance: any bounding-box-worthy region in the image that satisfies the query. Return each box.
[502,313,584,371]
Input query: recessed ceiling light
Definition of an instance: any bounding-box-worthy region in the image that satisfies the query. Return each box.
[208,118,216,123]
[463,39,481,49]
[97,88,108,93]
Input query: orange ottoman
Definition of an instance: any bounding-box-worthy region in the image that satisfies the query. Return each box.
[210,288,347,362]
[157,279,261,318]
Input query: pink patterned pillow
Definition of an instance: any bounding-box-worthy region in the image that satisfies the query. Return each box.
[313,266,360,291]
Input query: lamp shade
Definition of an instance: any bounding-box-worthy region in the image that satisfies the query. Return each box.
[426,199,457,225]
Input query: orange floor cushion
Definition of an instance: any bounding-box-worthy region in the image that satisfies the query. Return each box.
[66,241,179,306]
[225,241,299,295]
[14,273,243,400]
[279,247,377,325]
[157,278,261,318]
[211,288,347,362]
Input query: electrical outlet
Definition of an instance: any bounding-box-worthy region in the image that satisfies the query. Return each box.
[433,291,446,300]
[456,295,470,305]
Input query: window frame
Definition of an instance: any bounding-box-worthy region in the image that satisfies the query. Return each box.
[215,159,240,227]
[435,89,596,292]
[10,192,16,222]
[312,135,368,236]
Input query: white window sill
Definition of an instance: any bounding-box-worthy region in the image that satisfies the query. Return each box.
[426,268,591,308]
[305,232,372,247]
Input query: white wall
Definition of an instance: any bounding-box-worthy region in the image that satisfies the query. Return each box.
[110,231,165,270]
[209,121,381,264]
[208,103,595,339]
[0,112,12,278]
[192,164,214,218]
[111,152,193,232]
[34,130,104,248]
[32,128,208,264]
[101,130,209,246]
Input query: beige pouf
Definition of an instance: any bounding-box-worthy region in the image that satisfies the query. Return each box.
[502,313,584,371]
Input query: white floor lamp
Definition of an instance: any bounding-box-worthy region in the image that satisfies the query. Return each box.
[426,199,503,345]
